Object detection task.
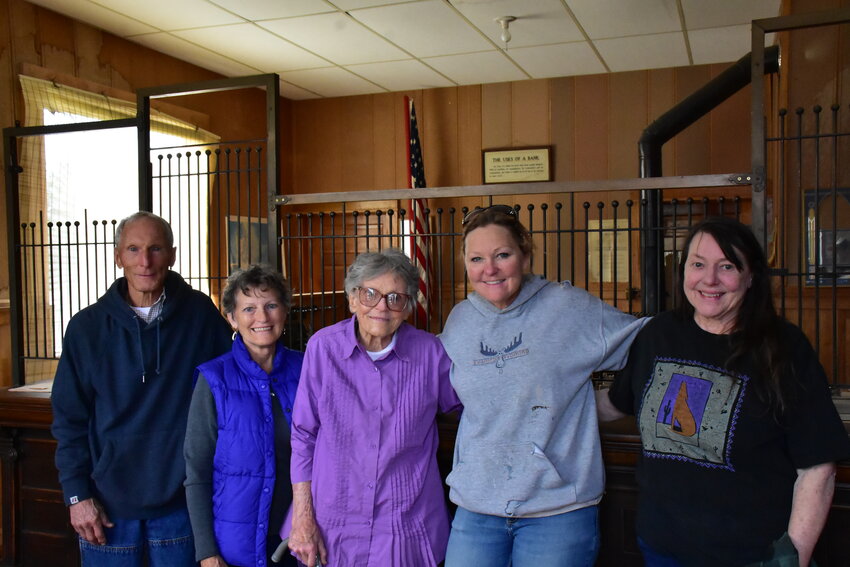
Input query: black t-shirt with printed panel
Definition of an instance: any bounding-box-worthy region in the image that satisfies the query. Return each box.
[609,311,850,567]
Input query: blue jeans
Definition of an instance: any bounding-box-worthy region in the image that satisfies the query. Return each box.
[444,505,600,567]
[637,537,683,567]
[79,507,194,567]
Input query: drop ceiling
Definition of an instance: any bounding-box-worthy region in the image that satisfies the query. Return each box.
[27,0,781,100]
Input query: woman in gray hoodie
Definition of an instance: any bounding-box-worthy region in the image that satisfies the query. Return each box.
[440,205,646,567]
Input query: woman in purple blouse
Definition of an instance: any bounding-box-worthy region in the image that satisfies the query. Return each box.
[287,249,461,567]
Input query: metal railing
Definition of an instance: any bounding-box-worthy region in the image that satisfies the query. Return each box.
[275,176,751,359]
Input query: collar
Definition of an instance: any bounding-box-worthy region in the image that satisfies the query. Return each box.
[152,289,166,306]
[128,289,166,324]
[340,315,411,362]
[232,333,291,380]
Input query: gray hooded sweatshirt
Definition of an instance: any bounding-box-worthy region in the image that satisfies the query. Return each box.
[440,275,646,518]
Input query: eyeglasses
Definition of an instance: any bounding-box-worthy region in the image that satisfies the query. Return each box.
[461,204,518,226]
[354,287,411,312]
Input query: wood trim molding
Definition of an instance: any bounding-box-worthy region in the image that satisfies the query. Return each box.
[19,63,212,130]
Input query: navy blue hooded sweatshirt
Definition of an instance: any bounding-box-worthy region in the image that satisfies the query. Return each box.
[51,271,232,520]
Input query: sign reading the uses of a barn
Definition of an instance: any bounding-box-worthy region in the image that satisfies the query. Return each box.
[483,147,552,184]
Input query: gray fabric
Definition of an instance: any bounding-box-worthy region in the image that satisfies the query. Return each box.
[184,375,220,562]
[440,274,648,518]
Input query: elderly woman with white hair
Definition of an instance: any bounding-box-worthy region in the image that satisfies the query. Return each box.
[287,249,461,567]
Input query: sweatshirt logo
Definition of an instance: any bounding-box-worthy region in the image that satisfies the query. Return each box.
[474,333,529,371]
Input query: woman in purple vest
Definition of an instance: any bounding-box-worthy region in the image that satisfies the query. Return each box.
[287,249,462,567]
[184,265,304,567]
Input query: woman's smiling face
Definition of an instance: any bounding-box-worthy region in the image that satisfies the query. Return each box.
[683,231,751,334]
[464,224,530,310]
[226,286,287,355]
[348,271,409,351]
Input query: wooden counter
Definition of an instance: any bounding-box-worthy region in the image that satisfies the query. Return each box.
[0,387,77,567]
[1,390,849,566]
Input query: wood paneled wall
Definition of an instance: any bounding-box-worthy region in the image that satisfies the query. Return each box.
[2,0,848,388]
[0,0,283,386]
[287,69,752,197]
[0,0,760,387]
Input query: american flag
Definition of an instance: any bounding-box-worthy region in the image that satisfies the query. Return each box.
[405,97,431,327]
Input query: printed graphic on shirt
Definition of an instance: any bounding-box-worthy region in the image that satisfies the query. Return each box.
[638,358,746,471]
[473,332,529,371]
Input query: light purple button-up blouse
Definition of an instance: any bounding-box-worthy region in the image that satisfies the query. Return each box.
[291,317,461,566]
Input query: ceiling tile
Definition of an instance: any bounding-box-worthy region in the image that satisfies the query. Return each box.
[29,0,157,36]
[351,0,493,57]
[425,51,528,85]
[508,42,606,78]
[682,0,781,31]
[595,32,689,72]
[334,0,419,8]
[173,24,329,72]
[208,0,336,21]
[452,0,584,47]
[90,0,242,30]
[280,68,386,98]
[348,59,456,91]
[24,0,787,99]
[280,79,321,101]
[689,25,755,65]
[130,33,260,76]
[259,13,408,65]
[569,0,681,39]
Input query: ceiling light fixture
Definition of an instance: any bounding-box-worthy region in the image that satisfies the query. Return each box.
[496,16,517,49]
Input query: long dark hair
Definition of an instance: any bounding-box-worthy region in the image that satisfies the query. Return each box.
[675,217,791,413]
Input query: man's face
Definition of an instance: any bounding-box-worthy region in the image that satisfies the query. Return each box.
[114,218,176,307]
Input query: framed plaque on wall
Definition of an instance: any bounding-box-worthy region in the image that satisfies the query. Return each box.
[482,147,552,184]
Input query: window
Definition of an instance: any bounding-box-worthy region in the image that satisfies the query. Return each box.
[16,73,219,380]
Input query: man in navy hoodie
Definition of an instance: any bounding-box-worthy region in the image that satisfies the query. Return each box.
[51,212,232,566]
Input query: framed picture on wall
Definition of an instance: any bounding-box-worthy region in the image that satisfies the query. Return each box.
[482,147,552,184]
[227,215,268,271]
[804,188,850,285]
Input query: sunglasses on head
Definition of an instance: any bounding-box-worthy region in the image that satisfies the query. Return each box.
[461,204,518,226]
[354,287,411,312]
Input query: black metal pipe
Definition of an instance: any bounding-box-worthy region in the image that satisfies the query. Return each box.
[639,45,780,313]
[639,45,780,177]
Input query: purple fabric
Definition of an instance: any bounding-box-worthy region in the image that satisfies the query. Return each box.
[291,317,461,566]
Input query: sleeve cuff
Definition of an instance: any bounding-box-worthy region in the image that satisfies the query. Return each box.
[62,478,92,507]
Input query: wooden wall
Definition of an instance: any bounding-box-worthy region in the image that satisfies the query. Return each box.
[0,0,757,390]
[0,0,847,560]
[2,0,848,388]
[287,69,751,196]
[0,0,285,387]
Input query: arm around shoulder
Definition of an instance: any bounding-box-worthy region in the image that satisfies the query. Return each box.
[595,388,628,422]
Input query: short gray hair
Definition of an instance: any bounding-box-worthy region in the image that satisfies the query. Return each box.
[115,212,174,248]
[222,264,292,315]
[344,249,419,303]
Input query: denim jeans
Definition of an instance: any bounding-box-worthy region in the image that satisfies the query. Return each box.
[444,505,600,567]
[79,507,194,567]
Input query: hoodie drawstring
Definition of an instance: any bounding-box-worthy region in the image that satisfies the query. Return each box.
[155,317,162,376]
[134,317,146,383]
[134,316,163,383]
